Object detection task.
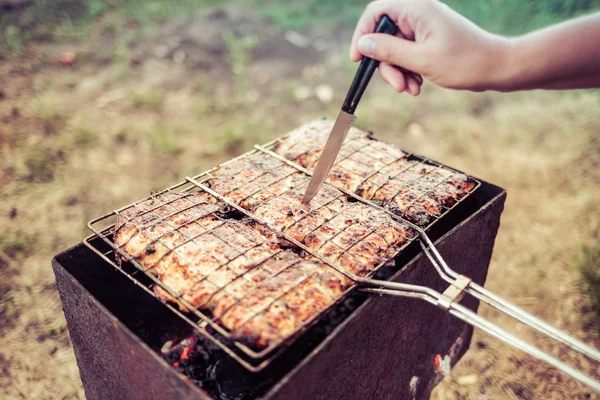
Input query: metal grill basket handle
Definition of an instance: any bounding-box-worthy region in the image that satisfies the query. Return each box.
[360,233,600,392]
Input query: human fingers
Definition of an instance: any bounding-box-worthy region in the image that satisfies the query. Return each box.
[357,32,425,73]
[378,62,408,92]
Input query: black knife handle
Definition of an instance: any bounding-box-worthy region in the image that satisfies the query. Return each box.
[342,14,398,114]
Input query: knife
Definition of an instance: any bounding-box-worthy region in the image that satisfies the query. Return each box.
[302,15,399,204]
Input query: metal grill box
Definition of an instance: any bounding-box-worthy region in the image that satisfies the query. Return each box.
[53,176,505,399]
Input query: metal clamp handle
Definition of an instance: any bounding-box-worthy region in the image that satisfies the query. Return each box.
[361,236,600,392]
[437,274,471,310]
[419,236,600,364]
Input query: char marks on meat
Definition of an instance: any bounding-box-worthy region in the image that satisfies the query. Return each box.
[273,119,475,226]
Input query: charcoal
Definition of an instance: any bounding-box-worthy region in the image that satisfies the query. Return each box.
[161,289,369,399]
[374,266,393,280]
[207,364,217,380]
[189,350,210,364]
[164,347,182,365]
[189,365,207,380]
[180,358,191,368]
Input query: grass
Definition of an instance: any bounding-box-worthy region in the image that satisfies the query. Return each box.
[3,24,23,53]
[0,232,34,260]
[194,71,209,91]
[191,95,211,117]
[127,88,165,110]
[579,237,600,315]
[213,124,244,154]
[23,145,60,182]
[38,318,67,342]
[0,285,18,329]
[0,0,96,56]
[113,128,130,144]
[72,127,97,147]
[223,31,260,94]
[31,94,67,135]
[245,0,600,32]
[447,0,600,34]
[148,127,183,156]
[2,0,600,57]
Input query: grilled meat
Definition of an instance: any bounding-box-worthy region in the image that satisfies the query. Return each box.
[209,158,416,276]
[112,120,476,353]
[114,191,351,351]
[274,120,476,226]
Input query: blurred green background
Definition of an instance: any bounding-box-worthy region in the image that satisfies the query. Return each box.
[1,1,599,399]
[2,0,600,53]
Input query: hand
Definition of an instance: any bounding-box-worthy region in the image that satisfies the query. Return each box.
[350,0,512,95]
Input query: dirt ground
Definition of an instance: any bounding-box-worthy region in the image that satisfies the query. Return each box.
[1,7,599,400]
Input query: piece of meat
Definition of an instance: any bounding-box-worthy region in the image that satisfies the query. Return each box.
[114,192,223,274]
[209,155,416,277]
[281,277,334,323]
[273,119,368,169]
[327,165,372,194]
[114,191,352,352]
[273,119,476,227]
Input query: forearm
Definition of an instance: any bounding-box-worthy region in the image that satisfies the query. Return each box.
[493,12,600,91]
[533,72,600,90]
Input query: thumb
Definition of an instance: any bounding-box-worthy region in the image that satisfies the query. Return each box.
[357,33,425,73]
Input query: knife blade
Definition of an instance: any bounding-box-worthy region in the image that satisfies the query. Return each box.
[302,14,398,204]
[302,110,356,203]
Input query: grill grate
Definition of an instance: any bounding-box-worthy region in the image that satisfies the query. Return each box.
[85,133,479,372]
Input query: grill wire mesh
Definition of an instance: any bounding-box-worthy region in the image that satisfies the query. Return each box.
[85,133,480,372]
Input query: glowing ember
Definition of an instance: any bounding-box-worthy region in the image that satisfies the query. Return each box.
[171,335,196,367]
[181,347,191,360]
